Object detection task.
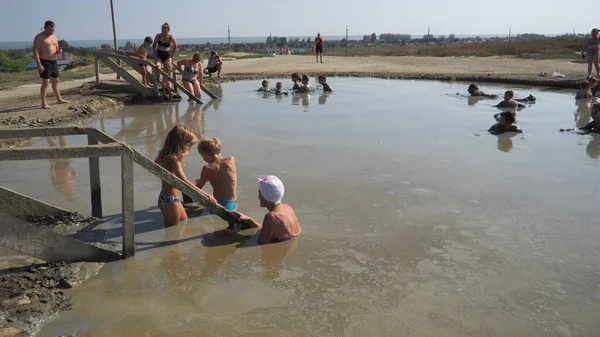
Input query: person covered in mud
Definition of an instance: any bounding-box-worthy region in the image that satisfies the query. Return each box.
[137,36,153,88]
[153,22,177,69]
[204,50,223,78]
[318,75,332,92]
[176,52,203,101]
[296,75,313,93]
[233,175,301,244]
[155,125,216,227]
[467,84,497,98]
[581,28,600,78]
[488,111,523,134]
[496,91,527,109]
[575,78,598,99]
[257,80,271,92]
[291,72,302,90]
[274,82,287,96]
[580,103,600,133]
[195,136,238,213]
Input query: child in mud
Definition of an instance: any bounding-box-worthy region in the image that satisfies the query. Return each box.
[318,75,332,92]
[195,137,238,210]
[496,91,527,109]
[155,125,216,227]
[581,28,600,78]
[580,103,600,133]
[467,84,497,98]
[257,80,271,92]
[488,111,523,134]
[274,82,287,95]
[575,78,598,99]
[296,74,313,93]
[137,36,153,88]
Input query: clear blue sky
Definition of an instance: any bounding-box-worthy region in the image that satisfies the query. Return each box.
[1,0,597,42]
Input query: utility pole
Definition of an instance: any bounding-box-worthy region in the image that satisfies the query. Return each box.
[109,0,120,79]
[427,26,430,41]
[508,27,511,41]
[345,25,348,56]
[228,25,231,50]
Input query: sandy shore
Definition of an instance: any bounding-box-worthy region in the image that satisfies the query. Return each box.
[0,55,586,146]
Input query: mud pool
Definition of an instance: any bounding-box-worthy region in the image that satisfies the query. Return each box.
[0,79,599,336]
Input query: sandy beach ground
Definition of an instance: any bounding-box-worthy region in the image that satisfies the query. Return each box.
[0,55,586,145]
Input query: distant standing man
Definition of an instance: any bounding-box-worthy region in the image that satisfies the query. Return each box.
[315,33,324,63]
[33,21,69,109]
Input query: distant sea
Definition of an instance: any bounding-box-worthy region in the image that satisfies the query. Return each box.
[0,35,515,50]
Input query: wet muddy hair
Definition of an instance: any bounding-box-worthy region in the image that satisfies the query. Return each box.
[318,75,326,81]
[198,137,222,155]
[504,90,514,99]
[144,36,153,44]
[261,80,269,87]
[44,21,55,28]
[156,125,198,164]
[291,72,300,80]
[301,74,309,82]
[592,103,600,115]
[467,83,479,93]
[500,111,516,124]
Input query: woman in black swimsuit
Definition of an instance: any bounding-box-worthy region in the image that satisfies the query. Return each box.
[233,175,301,243]
[176,53,203,101]
[153,22,178,68]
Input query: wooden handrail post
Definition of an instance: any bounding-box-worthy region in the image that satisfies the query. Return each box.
[88,135,103,218]
[121,147,135,258]
[94,55,100,84]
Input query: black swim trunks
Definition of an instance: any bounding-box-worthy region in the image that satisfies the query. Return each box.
[39,59,59,79]
[315,44,323,54]
[206,66,218,74]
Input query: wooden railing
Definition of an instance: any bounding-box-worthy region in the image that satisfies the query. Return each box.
[0,126,242,258]
[94,51,219,103]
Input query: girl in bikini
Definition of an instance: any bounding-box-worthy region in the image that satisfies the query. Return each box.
[155,125,216,227]
[177,53,203,101]
[234,175,301,243]
[153,22,178,68]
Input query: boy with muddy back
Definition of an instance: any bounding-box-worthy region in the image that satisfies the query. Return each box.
[195,137,238,213]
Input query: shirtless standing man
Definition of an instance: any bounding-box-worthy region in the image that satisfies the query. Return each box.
[33,21,69,109]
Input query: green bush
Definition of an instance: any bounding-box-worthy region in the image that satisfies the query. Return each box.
[64,56,94,70]
[0,54,33,72]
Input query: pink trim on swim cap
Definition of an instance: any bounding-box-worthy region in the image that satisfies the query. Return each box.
[258,175,285,204]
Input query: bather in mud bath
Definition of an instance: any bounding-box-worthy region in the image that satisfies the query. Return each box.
[155,125,216,227]
[257,80,271,92]
[496,91,529,109]
[575,78,598,99]
[488,111,523,135]
[233,175,301,244]
[580,103,600,133]
[467,84,498,98]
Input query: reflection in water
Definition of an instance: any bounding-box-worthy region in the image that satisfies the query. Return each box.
[260,238,299,280]
[468,96,484,106]
[586,135,600,159]
[494,133,520,152]
[46,136,77,201]
[574,99,592,128]
[183,100,215,138]
[319,92,330,105]
[204,82,223,110]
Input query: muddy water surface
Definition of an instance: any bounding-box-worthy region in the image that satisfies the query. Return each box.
[1,79,599,336]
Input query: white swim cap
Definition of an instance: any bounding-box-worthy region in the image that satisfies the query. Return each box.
[258,175,285,204]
